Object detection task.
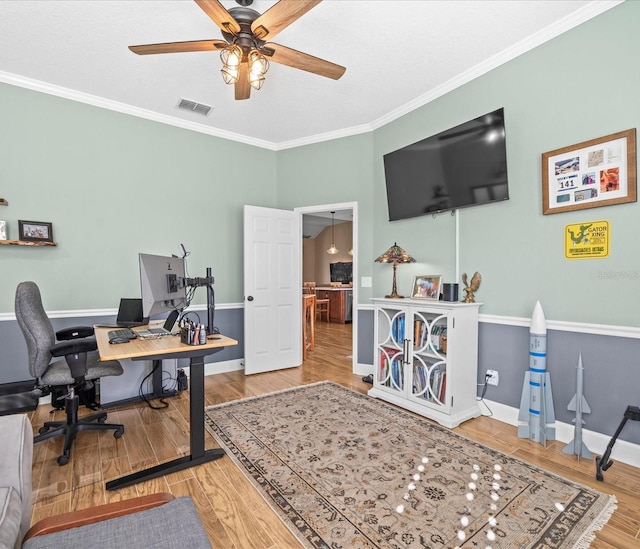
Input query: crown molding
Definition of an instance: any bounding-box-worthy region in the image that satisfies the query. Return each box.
[0,1,623,151]
[369,0,623,131]
[0,71,277,150]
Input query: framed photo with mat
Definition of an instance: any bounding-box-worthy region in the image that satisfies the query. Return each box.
[411,275,442,300]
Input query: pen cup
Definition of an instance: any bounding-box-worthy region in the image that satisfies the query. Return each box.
[181,325,207,345]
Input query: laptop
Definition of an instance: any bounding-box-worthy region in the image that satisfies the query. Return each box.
[116,298,146,327]
[95,298,146,329]
[137,310,180,337]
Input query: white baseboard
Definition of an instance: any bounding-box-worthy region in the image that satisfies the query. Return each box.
[482,399,640,469]
[355,362,372,377]
[183,358,245,378]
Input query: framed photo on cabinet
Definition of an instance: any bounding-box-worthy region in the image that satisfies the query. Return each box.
[411,275,442,300]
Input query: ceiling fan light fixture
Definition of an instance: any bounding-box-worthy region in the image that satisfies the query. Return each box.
[128,0,346,101]
[248,49,269,90]
[220,44,243,84]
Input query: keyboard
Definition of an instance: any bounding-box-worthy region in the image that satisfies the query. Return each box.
[107,328,137,341]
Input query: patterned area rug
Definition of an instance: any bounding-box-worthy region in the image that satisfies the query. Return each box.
[204,382,615,549]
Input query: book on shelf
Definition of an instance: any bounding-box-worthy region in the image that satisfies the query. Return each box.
[391,360,404,390]
[429,326,447,352]
[412,319,447,352]
[392,315,405,342]
[412,361,446,405]
[412,363,427,395]
[379,346,403,389]
[413,319,429,347]
[429,364,446,404]
[439,374,447,402]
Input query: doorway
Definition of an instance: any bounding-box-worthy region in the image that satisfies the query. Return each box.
[296,202,358,374]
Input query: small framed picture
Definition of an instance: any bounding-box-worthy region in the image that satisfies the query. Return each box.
[18,220,54,243]
[412,275,443,300]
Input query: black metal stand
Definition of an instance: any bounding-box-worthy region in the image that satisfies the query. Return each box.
[596,405,640,481]
[181,269,216,335]
[106,349,224,490]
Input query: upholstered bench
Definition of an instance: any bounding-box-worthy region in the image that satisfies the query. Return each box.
[0,414,211,549]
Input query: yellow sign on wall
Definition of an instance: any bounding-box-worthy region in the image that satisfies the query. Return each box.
[565,220,609,259]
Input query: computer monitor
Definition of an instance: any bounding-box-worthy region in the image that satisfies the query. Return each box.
[139,253,187,318]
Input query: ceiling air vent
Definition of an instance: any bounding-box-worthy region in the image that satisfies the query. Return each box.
[177,98,212,116]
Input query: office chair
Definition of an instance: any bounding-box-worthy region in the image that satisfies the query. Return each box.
[15,281,125,465]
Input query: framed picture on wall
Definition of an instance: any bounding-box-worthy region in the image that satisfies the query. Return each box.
[542,128,637,214]
[412,275,442,300]
[18,220,54,243]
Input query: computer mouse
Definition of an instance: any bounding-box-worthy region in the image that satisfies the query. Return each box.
[109,337,129,344]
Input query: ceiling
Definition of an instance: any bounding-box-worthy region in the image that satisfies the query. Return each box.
[0,1,619,150]
[303,210,352,239]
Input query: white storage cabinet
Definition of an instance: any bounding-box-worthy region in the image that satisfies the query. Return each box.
[368,298,481,428]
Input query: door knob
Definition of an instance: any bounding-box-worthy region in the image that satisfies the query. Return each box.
[247,296,254,301]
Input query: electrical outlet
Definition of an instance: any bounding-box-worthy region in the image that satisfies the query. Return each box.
[486,369,499,387]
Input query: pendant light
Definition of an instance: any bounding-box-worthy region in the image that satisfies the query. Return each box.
[327,211,339,255]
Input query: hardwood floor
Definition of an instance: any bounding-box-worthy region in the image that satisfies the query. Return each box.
[28,321,640,548]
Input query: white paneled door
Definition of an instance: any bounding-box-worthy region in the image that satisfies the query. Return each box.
[243,205,301,375]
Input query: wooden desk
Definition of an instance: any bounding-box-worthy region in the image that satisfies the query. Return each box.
[95,327,238,490]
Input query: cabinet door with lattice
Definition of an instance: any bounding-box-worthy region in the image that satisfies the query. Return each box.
[374,305,407,396]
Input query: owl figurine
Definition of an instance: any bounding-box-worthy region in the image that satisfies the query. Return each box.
[462,272,482,303]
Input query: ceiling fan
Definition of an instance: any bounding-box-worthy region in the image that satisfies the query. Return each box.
[129,0,346,100]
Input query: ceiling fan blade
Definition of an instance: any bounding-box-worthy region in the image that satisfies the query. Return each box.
[129,39,227,55]
[251,0,322,41]
[235,63,251,100]
[265,43,345,80]
[194,0,241,34]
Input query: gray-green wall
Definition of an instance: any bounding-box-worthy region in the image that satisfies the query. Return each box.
[366,0,640,326]
[1,84,276,311]
[277,1,640,327]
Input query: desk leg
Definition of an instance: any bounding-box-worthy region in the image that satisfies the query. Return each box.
[106,355,224,490]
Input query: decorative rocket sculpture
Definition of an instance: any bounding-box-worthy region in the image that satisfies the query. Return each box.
[518,301,556,446]
[562,353,592,460]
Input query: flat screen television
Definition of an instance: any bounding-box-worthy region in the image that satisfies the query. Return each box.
[383,108,509,221]
[330,262,353,284]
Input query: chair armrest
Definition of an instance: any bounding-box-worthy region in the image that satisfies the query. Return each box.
[50,338,97,357]
[23,493,175,540]
[56,326,94,340]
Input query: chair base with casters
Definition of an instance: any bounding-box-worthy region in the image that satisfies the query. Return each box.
[35,385,124,466]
